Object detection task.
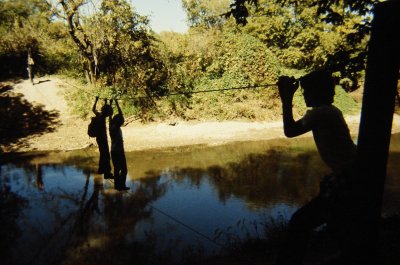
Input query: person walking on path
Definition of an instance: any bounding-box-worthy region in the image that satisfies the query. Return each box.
[109,99,129,191]
[276,70,357,265]
[92,96,113,179]
[27,48,35,85]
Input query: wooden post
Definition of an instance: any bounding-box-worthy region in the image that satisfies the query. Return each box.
[347,1,400,263]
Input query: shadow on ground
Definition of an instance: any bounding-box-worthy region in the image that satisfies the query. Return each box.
[0,90,60,151]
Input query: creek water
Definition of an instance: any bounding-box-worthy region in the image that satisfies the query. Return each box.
[1,134,400,265]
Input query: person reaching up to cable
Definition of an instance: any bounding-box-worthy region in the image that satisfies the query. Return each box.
[109,99,130,191]
[92,96,113,179]
[276,70,357,265]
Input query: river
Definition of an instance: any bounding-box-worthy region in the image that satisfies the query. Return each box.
[1,134,399,265]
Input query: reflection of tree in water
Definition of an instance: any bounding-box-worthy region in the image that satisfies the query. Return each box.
[168,149,328,208]
[3,145,400,264]
[0,161,169,265]
[0,180,28,265]
[58,174,168,265]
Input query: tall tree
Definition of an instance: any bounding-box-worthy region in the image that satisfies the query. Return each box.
[225,0,377,85]
[347,1,400,264]
[182,0,230,28]
[50,0,166,96]
[51,0,100,84]
[243,0,368,88]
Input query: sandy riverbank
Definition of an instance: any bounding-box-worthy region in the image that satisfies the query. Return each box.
[1,77,399,153]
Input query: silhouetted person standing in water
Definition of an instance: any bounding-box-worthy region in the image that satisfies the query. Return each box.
[92,96,113,179]
[276,70,357,265]
[109,99,129,191]
[27,48,35,85]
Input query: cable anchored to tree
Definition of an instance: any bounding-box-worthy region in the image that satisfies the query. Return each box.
[166,83,277,96]
[64,81,278,100]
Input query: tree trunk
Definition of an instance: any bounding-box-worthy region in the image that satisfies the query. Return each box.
[59,0,98,85]
[345,1,400,264]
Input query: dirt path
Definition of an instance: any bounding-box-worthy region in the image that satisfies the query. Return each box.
[2,76,400,153]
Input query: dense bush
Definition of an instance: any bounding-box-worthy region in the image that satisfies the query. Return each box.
[1,0,361,122]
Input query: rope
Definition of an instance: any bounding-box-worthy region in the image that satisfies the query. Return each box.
[116,185,225,250]
[63,80,278,100]
[167,83,277,97]
[147,203,227,250]
[124,190,259,265]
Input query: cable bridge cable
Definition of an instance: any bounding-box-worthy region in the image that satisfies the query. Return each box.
[63,80,278,100]
[119,189,227,250]
[147,203,227,249]
[167,83,278,96]
[123,190,260,265]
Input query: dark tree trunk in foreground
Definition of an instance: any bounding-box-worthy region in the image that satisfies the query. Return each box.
[346,1,400,264]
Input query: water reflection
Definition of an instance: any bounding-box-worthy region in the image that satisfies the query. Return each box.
[0,164,167,265]
[1,134,399,265]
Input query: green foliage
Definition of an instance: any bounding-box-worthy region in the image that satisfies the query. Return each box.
[292,84,361,117]
[182,0,230,28]
[48,0,170,117]
[36,21,80,74]
[63,79,95,118]
[64,79,151,120]
[156,26,287,121]
[243,0,367,74]
[153,0,363,122]
[1,0,363,122]
[85,0,164,90]
[333,85,361,114]
[207,33,280,85]
[0,0,78,78]
[229,0,374,85]
[160,28,281,88]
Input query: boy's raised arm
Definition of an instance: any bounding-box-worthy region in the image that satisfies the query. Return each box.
[115,99,125,124]
[92,96,99,115]
[115,100,123,115]
[278,76,310,138]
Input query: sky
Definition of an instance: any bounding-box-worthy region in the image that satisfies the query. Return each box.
[130,0,189,33]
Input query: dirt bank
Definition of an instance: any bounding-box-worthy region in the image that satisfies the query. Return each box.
[1,76,399,153]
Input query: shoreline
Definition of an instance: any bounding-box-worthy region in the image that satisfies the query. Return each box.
[12,113,400,153]
[5,115,400,153]
[1,77,400,153]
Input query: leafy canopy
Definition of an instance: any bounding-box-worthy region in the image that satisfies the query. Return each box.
[225,0,378,83]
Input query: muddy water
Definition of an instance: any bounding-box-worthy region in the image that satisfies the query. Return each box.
[1,134,399,265]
